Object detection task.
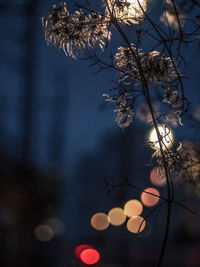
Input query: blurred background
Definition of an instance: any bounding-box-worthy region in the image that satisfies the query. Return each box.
[0,0,200,266]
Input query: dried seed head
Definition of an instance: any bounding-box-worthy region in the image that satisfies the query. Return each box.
[103,92,134,128]
[115,46,177,84]
[42,2,111,58]
[141,51,177,83]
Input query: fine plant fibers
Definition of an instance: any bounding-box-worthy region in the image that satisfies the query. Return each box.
[42,1,200,266]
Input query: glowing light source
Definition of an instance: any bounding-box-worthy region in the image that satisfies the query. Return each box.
[149,125,173,150]
[150,166,166,187]
[74,244,93,259]
[141,187,160,207]
[91,212,110,231]
[80,248,100,265]
[127,216,146,233]
[106,0,147,25]
[108,207,126,226]
[124,199,143,217]
[34,224,54,242]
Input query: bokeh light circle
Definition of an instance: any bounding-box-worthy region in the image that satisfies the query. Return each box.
[108,207,126,226]
[127,216,146,233]
[34,224,54,242]
[46,217,65,234]
[141,187,160,207]
[150,166,166,187]
[74,244,93,259]
[149,125,173,150]
[80,248,100,265]
[91,212,109,231]
[124,199,143,217]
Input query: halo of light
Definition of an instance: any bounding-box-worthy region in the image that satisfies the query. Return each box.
[150,166,166,187]
[149,125,173,150]
[124,199,143,217]
[80,248,100,265]
[74,244,93,259]
[127,216,146,233]
[108,207,126,226]
[34,224,54,242]
[106,0,147,25]
[141,187,160,207]
[91,212,110,231]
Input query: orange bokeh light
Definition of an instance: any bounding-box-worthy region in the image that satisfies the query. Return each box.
[141,187,160,207]
[124,199,143,217]
[108,207,126,226]
[127,216,146,233]
[91,212,109,231]
[80,248,100,265]
[150,166,166,187]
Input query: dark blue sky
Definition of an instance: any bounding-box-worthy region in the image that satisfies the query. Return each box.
[1,1,200,264]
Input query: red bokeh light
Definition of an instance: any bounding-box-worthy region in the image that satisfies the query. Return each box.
[74,244,93,259]
[80,248,100,265]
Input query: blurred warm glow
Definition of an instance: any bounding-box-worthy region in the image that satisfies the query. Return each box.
[141,187,160,207]
[91,212,110,231]
[160,3,185,30]
[124,199,143,217]
[149,125,173,150]
[150,166,166,187]
[106,0,147,24]
[34,224,54,242]
[80,248,100,265]
[74,244,93,259]
[127,216,146,233]
[108,207,126,226]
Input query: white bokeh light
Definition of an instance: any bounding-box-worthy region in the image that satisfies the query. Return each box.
[106,0,147,24]
[149,125,173,150]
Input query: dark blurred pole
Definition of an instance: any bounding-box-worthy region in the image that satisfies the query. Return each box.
[20,0,39,162]
[0,1,39,162]
[48,71,68,167]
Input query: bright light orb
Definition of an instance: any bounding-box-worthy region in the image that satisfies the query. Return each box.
[34,224,54,242]
[127,216,146,233]
[124,199,143,217]
[108,207,126,226]
[80,248,100,265]
[141,187,160,207]
[150,166,166,187]
[74,244,93,259]
[91,212,110,231]
[106,0,147,25]
[149,125,173,150]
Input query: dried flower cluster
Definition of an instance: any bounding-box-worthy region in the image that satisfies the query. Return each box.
[150,139,200,195]
[105,0,147,25]
[172,142,200,195]
[42,2,111,58]
[115,46,177,84]
[162,85,186,125]
[103,92,134,128]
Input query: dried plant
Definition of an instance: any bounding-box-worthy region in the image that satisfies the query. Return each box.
[42,2,111,58]
[42,1,200,266]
